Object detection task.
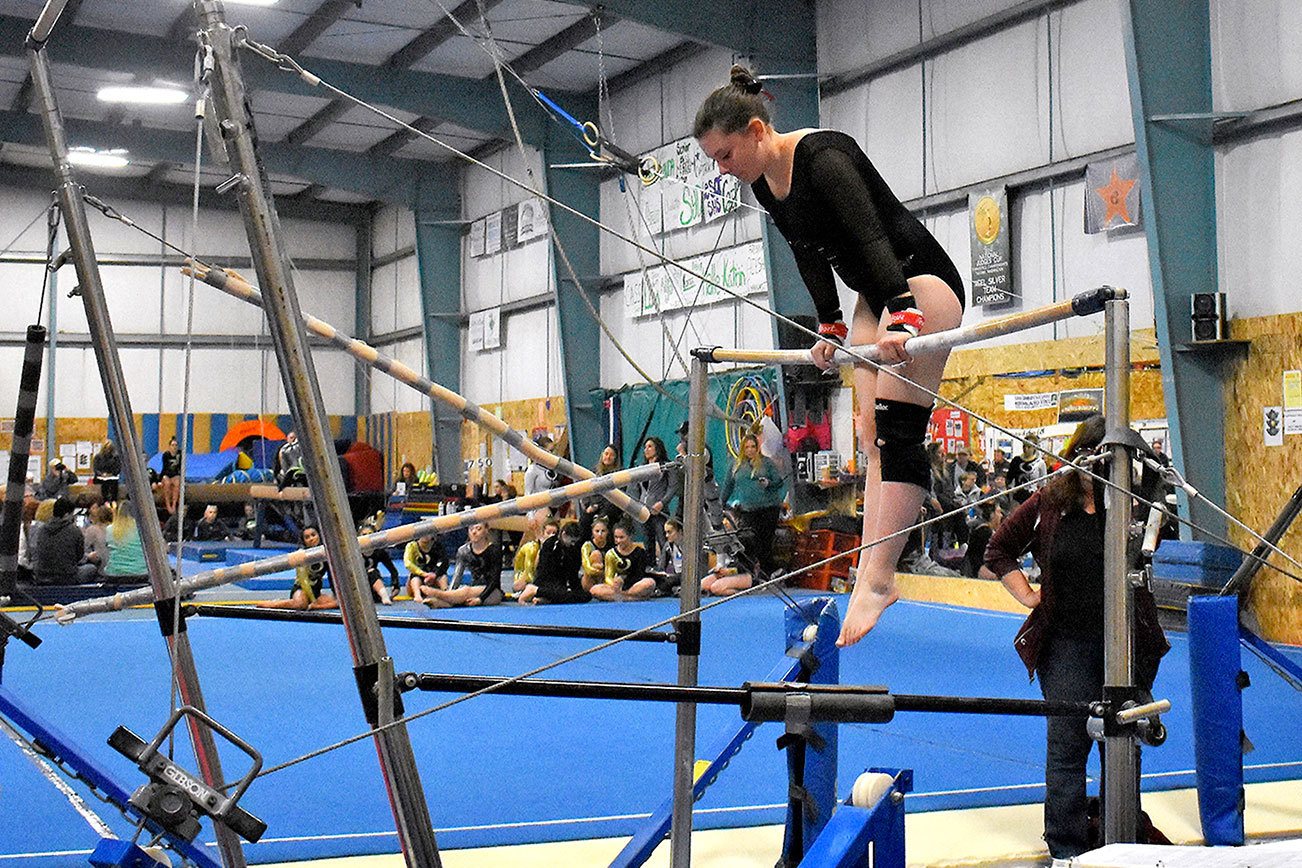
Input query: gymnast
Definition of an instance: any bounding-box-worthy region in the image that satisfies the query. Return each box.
[589,518,657,601]
[422,521,504,608]
[696,65,966,645]
[517,521,590,605]
[257,526,337,610]
[405,532,450,603]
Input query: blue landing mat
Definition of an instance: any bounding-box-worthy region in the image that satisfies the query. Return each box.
[1,596,1298,865]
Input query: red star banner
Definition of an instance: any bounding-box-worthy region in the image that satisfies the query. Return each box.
[1084,153,1142,234]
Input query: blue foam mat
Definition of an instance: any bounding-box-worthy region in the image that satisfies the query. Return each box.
[1,596,1298,865]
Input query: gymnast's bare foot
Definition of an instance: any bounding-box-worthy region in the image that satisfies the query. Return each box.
[837,584,899,647]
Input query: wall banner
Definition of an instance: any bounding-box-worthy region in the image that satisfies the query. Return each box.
[969,186,1013,307]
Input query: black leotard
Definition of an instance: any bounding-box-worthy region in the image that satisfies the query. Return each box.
[751,130,965,323]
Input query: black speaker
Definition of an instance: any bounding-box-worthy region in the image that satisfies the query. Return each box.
[1190,292,1226,341]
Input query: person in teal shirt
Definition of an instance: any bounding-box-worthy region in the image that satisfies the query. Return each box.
[104,499,148,584]
[720,433,786,575]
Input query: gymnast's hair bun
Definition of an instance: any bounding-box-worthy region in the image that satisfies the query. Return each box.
[729,64,764,95]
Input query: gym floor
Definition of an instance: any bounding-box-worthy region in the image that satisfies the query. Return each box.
[2,569,1299,866]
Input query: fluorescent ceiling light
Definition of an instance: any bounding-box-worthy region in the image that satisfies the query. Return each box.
[97,85,188,105]
[68,147,130,169]
[224,0,279,5]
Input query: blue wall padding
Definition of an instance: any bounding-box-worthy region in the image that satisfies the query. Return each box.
[1187,594,1246,845]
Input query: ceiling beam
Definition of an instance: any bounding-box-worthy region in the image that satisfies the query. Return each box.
[282,98,351,147]
[549,0,814,64]
[607,40,706,94]
[279,0,357,55]
[11,73,33,113]
[0,14,551,143]
[367,115,441,159]
[386,0,507,70]
[0,160,366,223]
[509,10,614,75]
[0,108,436,206]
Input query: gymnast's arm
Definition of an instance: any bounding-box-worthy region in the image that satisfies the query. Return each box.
[806,148,911,301]
[982,492,1042,609]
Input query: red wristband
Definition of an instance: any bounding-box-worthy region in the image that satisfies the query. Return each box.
[817,321,848,344]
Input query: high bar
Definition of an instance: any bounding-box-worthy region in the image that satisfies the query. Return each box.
[698,286,1125,366]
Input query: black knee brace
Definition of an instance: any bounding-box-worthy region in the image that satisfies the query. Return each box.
[874,399,933,489]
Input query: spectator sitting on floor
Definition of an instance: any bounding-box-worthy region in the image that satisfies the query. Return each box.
[358,514,398,605]
[235,502,259,540]
[700,516,753,597]
[258,526,336,610]
[581,516,612,590]
[80,502,112,582]
[104,499,148,585]
[422,521,503,608]
[647,516,685,597]
[963,501,1006,579]
[15,497,39,585]
[405,533,451,603]
[518,521,590,605]
[37,459,78,501]
[513,518,558,594]
[162,507,196,543]
[192,504,228,541]
[31,497,86,586]
[590,518,656,601]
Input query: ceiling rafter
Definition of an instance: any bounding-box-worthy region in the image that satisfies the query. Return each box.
[278,0,357,56]
[280,0,505,149]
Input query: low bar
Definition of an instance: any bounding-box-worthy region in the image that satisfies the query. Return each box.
[406,673,1097,723]
[184,264,651,524]
[186,605,677,643]
[57,463,668,622]
[701,286,1124,367]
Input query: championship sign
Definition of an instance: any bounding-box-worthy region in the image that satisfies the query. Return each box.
[969,187,1012,306]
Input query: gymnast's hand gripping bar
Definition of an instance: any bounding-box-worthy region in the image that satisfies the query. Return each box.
[182,263,652,524]
[698,286,1125,366]
[55,462,669,623]
[400,673,1152,723]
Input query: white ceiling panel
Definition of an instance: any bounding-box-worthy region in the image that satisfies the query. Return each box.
[304,18,422,65]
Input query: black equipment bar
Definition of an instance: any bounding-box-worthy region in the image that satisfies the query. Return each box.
[403,673,1095,723]
[186,605,677,644]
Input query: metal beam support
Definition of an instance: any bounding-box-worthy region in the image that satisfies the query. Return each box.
[278,0,356,55]
[355,210,373,417]
[550,0,814,65]
[0,14,547,143]
[0,108,426,206]
[26,34,248,868]
[543,99,604,469]
[194,6,441,864]
[510,10,612,75]
[414,170,464,484]
[1122,0,1226,538]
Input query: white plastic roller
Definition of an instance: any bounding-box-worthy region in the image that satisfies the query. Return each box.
[850,771,895,808]
[802,624,818,643]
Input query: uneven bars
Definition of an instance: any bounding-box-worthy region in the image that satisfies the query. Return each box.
[699,286,1124,366]
[183,264,652,524]
[27,1,71,44]
[57,462,667,622]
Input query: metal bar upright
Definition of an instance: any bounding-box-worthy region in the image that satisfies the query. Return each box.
[1102,296,1139,843]
[671,354,710,867]
[192,5,440,865]
[25,34,248,868]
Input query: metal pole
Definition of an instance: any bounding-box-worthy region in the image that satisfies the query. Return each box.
[44,269,56,471]
[0,326,46,597]
[193,6,440,864]
[671,354,709,867]
[25,41,249,868]
[1102,296,1139,843]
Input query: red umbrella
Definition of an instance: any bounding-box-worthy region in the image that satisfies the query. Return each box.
[219,419,287,452]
